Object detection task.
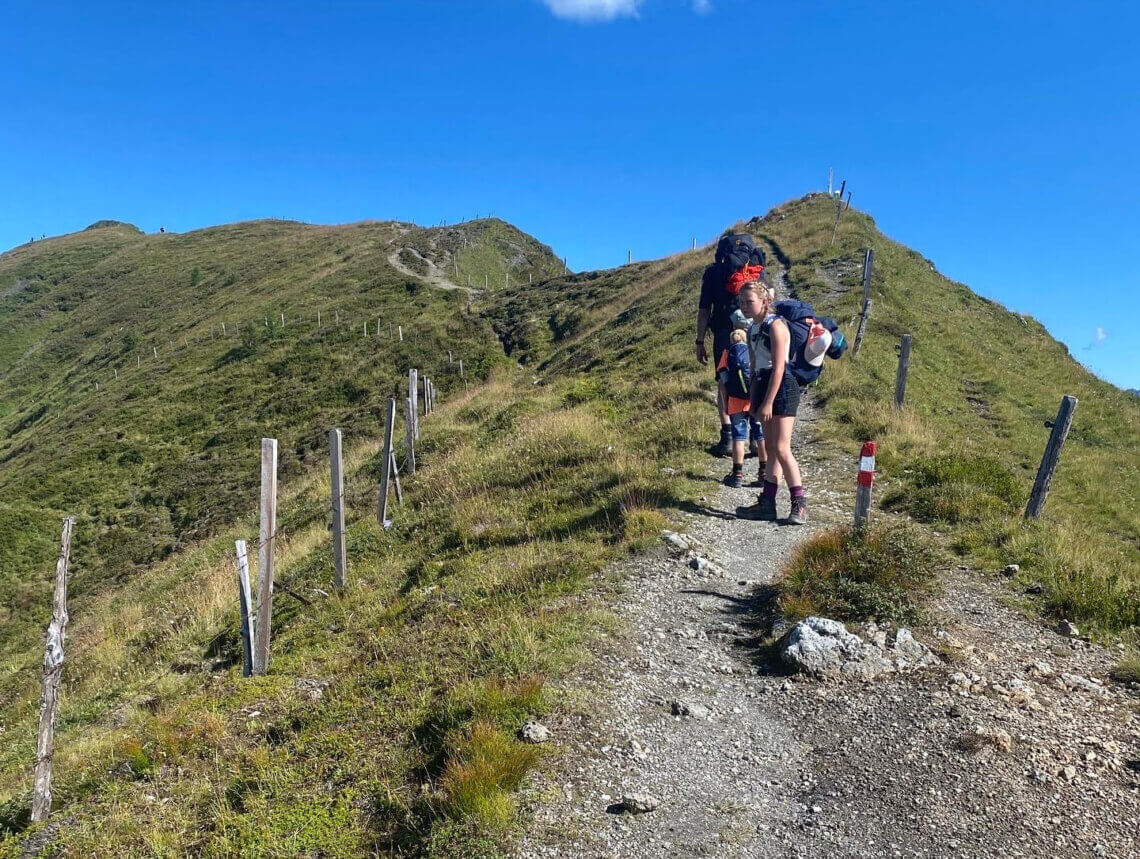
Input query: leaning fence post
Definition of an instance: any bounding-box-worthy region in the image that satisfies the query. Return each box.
[329,428,347,590]
[1025,396,1078,520]
[409,369,420,439]
[235,540,256,677]
[405,397,417,476]
[378,398,397,528]
[894,334,912,409]
[253,438,277,675]
[854,442,876,532]
[852,249,874,357]
[31,516,75,823]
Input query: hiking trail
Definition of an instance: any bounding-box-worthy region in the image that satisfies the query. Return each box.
[385,243,479,296]
[513,400,1140,858]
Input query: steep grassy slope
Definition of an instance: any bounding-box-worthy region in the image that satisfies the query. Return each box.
[0,217,563,659]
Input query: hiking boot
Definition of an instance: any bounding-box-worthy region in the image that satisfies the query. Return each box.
[723,470,743,488]
[737,495,777,521]
[712,435,732,458]
[788,496,808,525]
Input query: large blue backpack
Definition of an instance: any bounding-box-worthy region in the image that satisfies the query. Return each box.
[764,300,847,386]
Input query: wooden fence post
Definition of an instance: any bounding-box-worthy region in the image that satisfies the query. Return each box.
[378,399,396,528]
[894,334,912,409]
[852,249,874,357]
[405,397,417,476]
[329,428,347,590]
[31,516,75,823]
[853,442,876,532]
[409,369,420,439]
[235,540,256,677]
[459,359,464,379]
[253,439,277,675]
[1025,396,1078,519]
[398,325,403,342]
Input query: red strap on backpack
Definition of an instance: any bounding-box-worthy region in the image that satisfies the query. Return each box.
[724,264,765,296]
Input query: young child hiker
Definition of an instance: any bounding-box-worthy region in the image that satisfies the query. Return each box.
[735,279,807,524]
[716,313,765,487]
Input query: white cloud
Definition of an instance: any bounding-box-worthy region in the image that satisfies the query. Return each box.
[1096,326,1108,343]
[692,0,712,13]
[539,0,643,21]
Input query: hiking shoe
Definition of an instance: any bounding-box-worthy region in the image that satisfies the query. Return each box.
[788,497,808,525]
[723,470,743,488]
[737,495,777,521]
[712,436,732,458]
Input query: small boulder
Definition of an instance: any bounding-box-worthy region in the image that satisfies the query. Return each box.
[519,721,552,744]
[959,726,1013,754]
[1056,619,1080,638]
[621,793,660,814]
[660,530,695,554]
[778,617,893,680]
[670,700,709,719]
[1002,564,1020,577]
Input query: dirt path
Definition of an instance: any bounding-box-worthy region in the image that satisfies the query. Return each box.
[513,404,1140,858]
[386,245,479,296]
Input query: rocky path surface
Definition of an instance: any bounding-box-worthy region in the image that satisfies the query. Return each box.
[386,244,478,296]
[513,406,1140,858]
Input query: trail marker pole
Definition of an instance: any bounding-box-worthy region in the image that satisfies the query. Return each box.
[235,540,256,677]
[378,399,396,527]
[31,516,75,823]
[852,249,874,357]
[405,397,416,476]
[854,442,876,532]
[1025,396,1078,520]
[329,428,347,590]
[894,334,912,409]
[253,438,277,675]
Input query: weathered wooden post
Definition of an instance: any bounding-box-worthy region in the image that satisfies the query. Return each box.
[894,334,912,409]
[409,369,420,439]
[398,325,403,342]
[378,399,396,528]
[280,312,285,327]
[31,516,75,823]
[222,322,226,335]
[852,249,874,357]
[405,397,417,476]
[318,310,321,326]
[363,321,368,338]
[253,438,277,675]
[449,350,453,364]
[152,346,157,358]
[329,428,347,590]
[459,359,464,379]
[235,540,256,677]
[1025,396,1078,520]
[854,442,876,532]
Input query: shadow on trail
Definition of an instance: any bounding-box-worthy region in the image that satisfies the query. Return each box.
[675,500,738,521]
[680,583,792,675]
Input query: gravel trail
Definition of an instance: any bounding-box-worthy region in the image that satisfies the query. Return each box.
[513,402,1140,858]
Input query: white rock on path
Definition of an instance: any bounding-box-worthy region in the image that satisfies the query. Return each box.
[519,721,552,744]
[621,793,661,814]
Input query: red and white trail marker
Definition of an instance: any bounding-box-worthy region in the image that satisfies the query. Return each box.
[854,441,876,530]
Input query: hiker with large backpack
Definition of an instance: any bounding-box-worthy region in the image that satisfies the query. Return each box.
[735,280,848,524]
[695,233,766,457]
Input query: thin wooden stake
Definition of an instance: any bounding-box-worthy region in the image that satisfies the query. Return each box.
[378,399,396,527]
[152,346,157,358]
[390,449,403,503]
[318,310,321,326]
[280,312,285,327]
[459,359,464,379]
[364,321,368,338]
[222,322,226,335]
[405,397,416,476]
[852,249,874,357]
[329,428,347,590]
[398,325,403,342]
[253,438,277,675]
[235,540,255,677]
[31,516,75,823]
[894,334,913,409]
[1025,396,1078,520]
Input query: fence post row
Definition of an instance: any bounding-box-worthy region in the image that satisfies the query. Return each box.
[894,334,912,409]
[253,438,277,675]
[853,442,876,532]
[378,398,397,528]
[1025,395,1078,519]
[31,516,75,823]
[234,540,256,677]
[852,249,874,357]
[329,428,347,590]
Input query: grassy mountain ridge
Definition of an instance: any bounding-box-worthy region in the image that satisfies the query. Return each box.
[0,194,1136,854]
[0,215,563,660]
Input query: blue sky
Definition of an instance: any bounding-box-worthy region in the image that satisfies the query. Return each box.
[2,1,1137,387]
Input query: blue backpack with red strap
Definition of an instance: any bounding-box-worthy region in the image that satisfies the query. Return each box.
[764,300,847,386]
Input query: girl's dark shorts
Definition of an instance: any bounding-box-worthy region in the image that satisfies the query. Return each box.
[753,369,801,417]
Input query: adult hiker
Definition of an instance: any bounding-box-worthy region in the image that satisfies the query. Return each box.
[695,233,766,457]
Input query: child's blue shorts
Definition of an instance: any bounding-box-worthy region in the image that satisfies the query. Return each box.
[729,412,763,443]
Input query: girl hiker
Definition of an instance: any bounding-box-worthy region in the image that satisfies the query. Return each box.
[735,279,808,524]
[716,312,765,487]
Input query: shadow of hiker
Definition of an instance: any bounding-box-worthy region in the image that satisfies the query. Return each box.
[675,500,738,521]
[680,583,793,675]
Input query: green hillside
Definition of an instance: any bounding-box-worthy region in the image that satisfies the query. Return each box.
[0,195,1136,854]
